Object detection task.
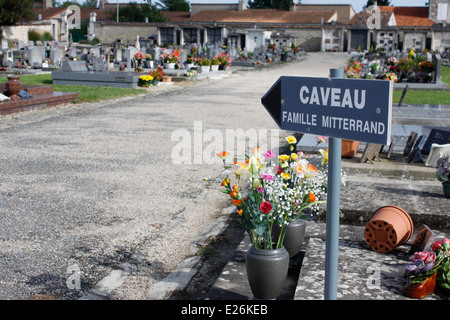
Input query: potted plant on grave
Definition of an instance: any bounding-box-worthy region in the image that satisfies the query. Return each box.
[216,137,329,299]
[185,55,194,70]
[148,66,164,86]
[211,58,220,72]
[161,48,180,69]
[134,51,145,67]
[436,155,450,198]
[201,59,211,73]
[144,53,153,68]
[404,238,450,298]
[217,52,232,70]
[138,74,154,87]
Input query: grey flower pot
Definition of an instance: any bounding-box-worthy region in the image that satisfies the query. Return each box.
[245,245,289,300]
[273,219,307,258]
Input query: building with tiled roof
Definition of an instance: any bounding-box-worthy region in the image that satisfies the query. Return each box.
[2,0,449,54]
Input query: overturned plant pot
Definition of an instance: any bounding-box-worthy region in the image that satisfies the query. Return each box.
[364,206,414,253]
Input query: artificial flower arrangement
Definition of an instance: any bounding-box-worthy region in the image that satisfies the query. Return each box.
[218,135,329,250]
[436,155,450,183]
[161,48,180,64]
[386,72,398,82]
[134,51,145,61]
[216,52,232,67]
[404,238,450,296]
[148,66,165,81]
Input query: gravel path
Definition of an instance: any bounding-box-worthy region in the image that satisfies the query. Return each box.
[0,53,349,299]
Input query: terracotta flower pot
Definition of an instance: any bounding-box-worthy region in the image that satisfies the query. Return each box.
[5,76,22,100]
[404,272,437,299]
[341,139,360,158]
[364,206,414,253]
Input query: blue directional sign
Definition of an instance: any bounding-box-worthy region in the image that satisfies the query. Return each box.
[262,76,393,145]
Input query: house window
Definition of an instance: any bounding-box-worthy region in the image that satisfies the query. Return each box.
[207,28,221,44]
[160,28,174,45]
[183,28,198,44]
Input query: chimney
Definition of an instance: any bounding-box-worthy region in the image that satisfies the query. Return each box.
[238,0,247,12]
[43,0,53,8]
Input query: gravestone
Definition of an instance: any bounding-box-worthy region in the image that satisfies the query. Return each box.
[50,47,65,68]
[425,143,450,167]
[62,60,89,72]
[360,143,383,163]
[422,128,450,155]
[408,134,426,163]
[403,131,417,157]
[29,46,45,68]
[90,47,100,57]
[69,47,78,58]
[1,39,8,51]
[125,46,139,68]
[92,56,105,72]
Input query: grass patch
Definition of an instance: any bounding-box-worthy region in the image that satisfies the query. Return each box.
[392,66,450,105]
[0,73,148,103]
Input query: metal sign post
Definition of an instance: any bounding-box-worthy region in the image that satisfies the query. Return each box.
[324,68,343,300]
[261,68,392,300]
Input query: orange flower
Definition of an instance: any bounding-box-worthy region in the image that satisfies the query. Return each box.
[217,151,229,159]
[237,209,243,216]
[230,190,239,199]
[221,177,230,186]
[305,192,316,203]
[232,199,242,206]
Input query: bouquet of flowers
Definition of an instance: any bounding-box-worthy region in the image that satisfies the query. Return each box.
[405,238,450,290]
[217,52,232,67]
[218,136,329,250]
[145,53,152,61]
[148,66,164,81]
[385,72,398,82]
[161,48,180,64]
[134,51,145,61]
[436,155,450,183]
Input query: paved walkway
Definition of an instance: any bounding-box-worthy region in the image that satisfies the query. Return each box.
[1,52,448,301]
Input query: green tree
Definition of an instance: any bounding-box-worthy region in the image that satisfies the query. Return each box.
[158,0,190,12]
[110,1,167,23]
[365,0,391,7]
[0,0,35,25]
[247,0,293,10]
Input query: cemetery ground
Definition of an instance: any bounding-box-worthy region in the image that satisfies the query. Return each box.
[0,52,449,301]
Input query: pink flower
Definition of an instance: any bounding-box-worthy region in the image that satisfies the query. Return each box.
[260,173,274,181]
[257,187,264,193]
[259,201,272,214]
[409,251,436,264]
[316,136,327,144]
[263,151,276,159]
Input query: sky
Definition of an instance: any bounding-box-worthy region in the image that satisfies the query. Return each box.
[98,0,429,13]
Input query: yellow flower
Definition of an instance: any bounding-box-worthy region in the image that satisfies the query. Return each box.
[285,136,297,144]
[290,153,298,161]
[278,154,290,162]
[281,172,291,180]
[319,148,328,166]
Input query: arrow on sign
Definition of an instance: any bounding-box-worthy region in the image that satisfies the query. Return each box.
[261,77,282,126]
